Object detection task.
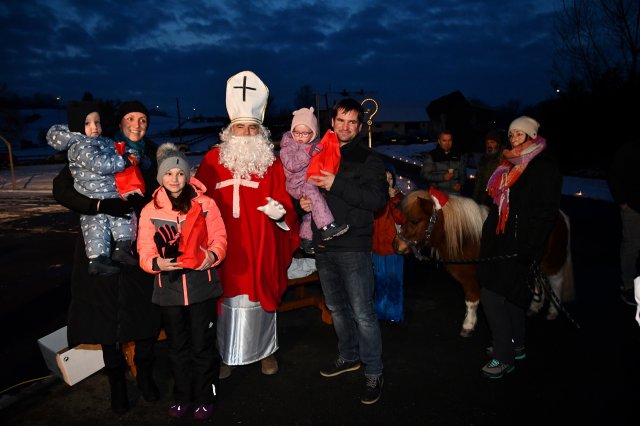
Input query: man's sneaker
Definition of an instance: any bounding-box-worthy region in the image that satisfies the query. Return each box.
[88,255,120,276]
[192,404,214,421]
[320,357,361,377]
[620,288,637,306]
[481,359,515,379]
[360,375,383,405]
[485,345,526,360]
[168,403,191,418]
[320,223,349,241]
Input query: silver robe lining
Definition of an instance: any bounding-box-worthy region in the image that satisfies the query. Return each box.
[217,294,278,365]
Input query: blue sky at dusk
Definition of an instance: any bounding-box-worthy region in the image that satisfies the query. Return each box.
[1,0,562,117]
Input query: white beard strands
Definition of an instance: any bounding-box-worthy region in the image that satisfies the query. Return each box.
[218,125,275,180]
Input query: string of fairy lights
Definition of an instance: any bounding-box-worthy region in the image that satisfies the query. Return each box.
[387,152,588,198]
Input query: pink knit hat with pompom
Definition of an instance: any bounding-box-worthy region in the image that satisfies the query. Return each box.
[291,107,319,140]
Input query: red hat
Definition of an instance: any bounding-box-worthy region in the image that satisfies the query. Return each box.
[429,187,449,209]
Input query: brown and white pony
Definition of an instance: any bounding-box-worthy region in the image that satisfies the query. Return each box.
[393,190,573,337]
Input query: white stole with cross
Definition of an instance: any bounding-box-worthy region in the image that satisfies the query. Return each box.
[215,176,259,218]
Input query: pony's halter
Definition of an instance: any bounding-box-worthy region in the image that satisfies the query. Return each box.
[396,205,438,261]
[425,206,438,242]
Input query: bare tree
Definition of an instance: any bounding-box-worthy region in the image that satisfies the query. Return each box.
[554,0,640,90]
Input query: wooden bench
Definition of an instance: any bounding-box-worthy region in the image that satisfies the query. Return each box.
[278,271,332,325]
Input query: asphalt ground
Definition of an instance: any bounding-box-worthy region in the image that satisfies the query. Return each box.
[0,191,638,425]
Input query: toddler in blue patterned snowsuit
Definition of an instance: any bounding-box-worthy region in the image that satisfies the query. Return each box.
[47,101,136,275]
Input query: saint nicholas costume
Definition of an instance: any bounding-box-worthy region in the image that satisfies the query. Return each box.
[195,71,299,367]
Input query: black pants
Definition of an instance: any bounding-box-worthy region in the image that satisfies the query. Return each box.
[102,338,155,369]
[161,298,220,405]
[480,287,525,364]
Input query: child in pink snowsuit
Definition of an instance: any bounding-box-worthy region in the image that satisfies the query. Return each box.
[280,107,348,254]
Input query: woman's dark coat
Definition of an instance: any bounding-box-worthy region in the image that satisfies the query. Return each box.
[53,141,160,346]
[476,149,562,308]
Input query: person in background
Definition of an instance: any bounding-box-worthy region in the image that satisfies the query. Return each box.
[47,100,142,275]
[195,71,299,380]
[372,163,406,322]
[301,98,388,405]
[473,130,504,207]
[476,116,561,379]
[420,130,466,194]
[138,143,227,420]
[52,100,160,414]
[608,140,640,306]
[280,106,348,254]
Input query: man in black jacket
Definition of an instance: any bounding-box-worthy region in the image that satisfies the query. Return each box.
[301,98,388,405]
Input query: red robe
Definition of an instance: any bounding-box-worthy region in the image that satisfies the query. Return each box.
[195,148,299,311]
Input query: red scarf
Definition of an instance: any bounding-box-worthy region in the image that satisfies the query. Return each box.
[486,137,546,234]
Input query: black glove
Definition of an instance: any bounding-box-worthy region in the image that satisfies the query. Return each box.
[153,224,182,259]
[126,193,148,213]
[97,198,133,218]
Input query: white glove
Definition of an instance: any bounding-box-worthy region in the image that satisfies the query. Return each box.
[634,276,640,326]
[257,197,286,221]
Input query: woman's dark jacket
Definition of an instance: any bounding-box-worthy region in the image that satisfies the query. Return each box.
[476,149,562,308]
[313,137,388,252]
[53,141,160,346]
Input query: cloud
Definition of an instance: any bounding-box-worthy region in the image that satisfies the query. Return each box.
[1,0,561,117]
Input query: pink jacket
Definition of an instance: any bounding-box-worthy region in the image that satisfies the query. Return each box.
[138,177,227,306]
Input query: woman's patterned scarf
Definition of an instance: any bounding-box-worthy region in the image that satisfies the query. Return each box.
[486,136,547,234]
[114,130,150,169]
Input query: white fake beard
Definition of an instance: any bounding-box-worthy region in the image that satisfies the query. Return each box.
[218,126,275,179]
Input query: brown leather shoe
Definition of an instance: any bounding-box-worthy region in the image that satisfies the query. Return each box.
[261,355,279,375]
[219,362,234,379]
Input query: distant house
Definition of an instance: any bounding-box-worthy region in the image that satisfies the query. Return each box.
[368,106,430,144]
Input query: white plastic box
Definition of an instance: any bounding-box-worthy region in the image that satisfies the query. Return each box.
[37,326,105,386]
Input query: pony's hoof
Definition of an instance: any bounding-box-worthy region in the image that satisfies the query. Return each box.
[459,328,474,338]
[545,311,558,321]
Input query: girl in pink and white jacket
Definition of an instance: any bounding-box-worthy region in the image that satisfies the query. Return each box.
[137,143,227,420]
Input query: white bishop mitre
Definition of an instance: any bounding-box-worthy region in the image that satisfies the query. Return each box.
[225,70,269,125]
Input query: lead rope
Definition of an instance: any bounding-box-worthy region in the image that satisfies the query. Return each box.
[397,232,518,264]
[527,262,581,329]
[397,233,581,329]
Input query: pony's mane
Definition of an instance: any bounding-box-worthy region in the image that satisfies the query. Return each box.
[401,190,487,258]
[441,195,487,257]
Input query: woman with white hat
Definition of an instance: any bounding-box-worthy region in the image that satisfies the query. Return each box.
[476,116,562,379]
